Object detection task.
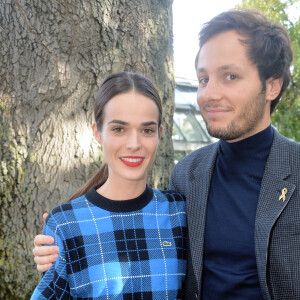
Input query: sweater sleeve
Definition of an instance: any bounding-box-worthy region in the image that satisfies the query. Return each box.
[31,213,70,300]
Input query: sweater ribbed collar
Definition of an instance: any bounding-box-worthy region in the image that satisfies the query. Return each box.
[85,185,153,212]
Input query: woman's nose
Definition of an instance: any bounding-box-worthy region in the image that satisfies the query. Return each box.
[126,131,142,150]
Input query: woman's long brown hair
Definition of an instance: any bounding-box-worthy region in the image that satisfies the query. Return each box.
[68,72,162,201]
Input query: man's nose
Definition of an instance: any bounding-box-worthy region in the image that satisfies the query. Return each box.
[201,79,222,101]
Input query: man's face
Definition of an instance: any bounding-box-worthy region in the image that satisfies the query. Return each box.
[196,30,273,142]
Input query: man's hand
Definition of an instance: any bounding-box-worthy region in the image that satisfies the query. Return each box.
[32,213,59,272]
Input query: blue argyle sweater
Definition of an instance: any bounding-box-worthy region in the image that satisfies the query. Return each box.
[31,186,187,299]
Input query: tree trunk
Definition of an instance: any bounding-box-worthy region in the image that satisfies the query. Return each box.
[0,0,175,298]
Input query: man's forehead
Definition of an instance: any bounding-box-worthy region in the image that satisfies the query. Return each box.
[196,31,250,70]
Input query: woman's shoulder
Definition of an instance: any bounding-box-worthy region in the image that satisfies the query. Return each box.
[153,188,186,202]
[45,194,88,224]
[151,189,186,216]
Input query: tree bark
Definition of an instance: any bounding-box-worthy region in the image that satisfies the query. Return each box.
[0,0,175,298]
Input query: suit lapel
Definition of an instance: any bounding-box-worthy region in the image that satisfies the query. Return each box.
[186,142,219,291]
[255,131,296,299]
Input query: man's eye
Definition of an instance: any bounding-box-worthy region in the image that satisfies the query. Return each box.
[198,77,209,86]
[226,74,237,81]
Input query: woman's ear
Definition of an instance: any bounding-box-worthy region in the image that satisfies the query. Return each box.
[158,125,163,139]
[92,122,101,144]
[266,77,283,102]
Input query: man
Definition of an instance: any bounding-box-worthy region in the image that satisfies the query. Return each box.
[33,10,299,300]
[168,9,299,300]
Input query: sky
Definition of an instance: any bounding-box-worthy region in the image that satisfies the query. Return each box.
[173,0,241,81]
[173,0,300,81]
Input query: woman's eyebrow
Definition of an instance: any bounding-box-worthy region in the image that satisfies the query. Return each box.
[142,121,158,126]
[107,120,158,126]
[107,120,128,125]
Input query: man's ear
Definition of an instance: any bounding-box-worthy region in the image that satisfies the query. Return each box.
[92,122,101,144]
[266,77,283,101]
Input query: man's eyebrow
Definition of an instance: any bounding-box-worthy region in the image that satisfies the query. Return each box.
[217,64,241,71]
[196,67,206,74]
[196,64,242,74]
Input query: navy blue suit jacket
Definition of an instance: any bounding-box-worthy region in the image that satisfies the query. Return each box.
[169,129,300,300]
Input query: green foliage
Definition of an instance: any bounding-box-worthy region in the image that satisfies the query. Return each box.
[237,0,300,141]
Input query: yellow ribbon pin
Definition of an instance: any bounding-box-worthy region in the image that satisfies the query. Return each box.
[279,188,287,202]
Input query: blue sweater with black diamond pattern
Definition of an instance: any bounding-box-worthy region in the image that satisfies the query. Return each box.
[31,186,187,299]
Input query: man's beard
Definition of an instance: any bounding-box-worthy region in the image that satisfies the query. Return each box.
[204,89,267,141]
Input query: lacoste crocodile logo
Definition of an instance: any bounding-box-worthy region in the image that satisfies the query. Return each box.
[163,241,171,247]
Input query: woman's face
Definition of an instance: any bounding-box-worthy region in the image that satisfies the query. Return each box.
[93,91,162,185]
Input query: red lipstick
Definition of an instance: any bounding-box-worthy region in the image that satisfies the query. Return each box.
[120,156,145,167]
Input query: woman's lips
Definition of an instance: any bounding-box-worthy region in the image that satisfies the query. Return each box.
[120,156,145,167]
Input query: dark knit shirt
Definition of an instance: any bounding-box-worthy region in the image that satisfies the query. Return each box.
[202,125,273,299]
[31,186,187,299]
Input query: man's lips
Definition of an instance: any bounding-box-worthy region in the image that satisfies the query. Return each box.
[120,156,145,167]
[205,107,232,116]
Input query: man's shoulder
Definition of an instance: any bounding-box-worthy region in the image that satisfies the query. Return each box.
[272,129,300,154]
[175,142,219,168]
[269,130,300,177]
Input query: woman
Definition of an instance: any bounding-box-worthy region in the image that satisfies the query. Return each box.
[31,72,187,299]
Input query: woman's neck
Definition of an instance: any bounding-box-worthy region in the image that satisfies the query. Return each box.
[96,177,147,201]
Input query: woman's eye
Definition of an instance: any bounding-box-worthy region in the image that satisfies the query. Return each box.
[142,128,155,135]
[112,127,124,133]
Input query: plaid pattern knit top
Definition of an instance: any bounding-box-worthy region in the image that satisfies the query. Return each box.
[31,186,187,299]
